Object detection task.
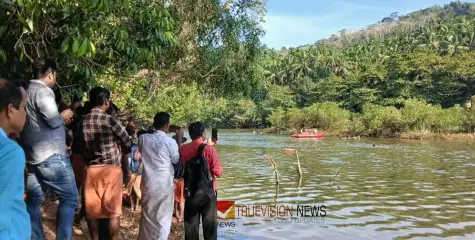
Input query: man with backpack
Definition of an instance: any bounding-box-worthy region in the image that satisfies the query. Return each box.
[180,121,223,240]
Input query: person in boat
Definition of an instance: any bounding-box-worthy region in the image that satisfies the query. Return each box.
[299,127,319,135]
[299,124,305,134]
[299,127,312,134]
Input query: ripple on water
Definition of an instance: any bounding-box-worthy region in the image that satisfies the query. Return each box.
[216,134,475,239]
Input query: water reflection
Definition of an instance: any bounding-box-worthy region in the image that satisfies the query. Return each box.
[216,131,475,239]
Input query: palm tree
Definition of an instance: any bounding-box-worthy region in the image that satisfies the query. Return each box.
[291,50,311,78]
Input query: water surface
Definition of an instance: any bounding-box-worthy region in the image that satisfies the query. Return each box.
[214,131,475,239]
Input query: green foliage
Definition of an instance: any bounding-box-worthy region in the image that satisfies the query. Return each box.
[362,104,403,136]
[432,106,465,133]
[3,0,475,135]
[400,99,438,131]
[305,102,351,134]
[0,0,265,128]
[259,2,475,136]
[463,110,475,133]
[261,85,296,113]
[268,108,287,129]
[228,99,260,128]
[255,2,475,114]
[1,0,179,86]
[286,108,306,130]
[268,99,473,137]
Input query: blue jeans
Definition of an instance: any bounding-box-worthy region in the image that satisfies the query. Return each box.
[26,154,79,240]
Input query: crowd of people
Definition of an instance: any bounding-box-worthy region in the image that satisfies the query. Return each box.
[0,58,223,240]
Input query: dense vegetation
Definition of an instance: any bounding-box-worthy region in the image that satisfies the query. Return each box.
[259,1,475,137]
[2,1,475,138]
[0,0,265,126]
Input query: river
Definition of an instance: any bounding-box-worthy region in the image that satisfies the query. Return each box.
[213,130,475,240]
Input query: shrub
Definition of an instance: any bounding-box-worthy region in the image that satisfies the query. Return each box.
[347,114,366,136]
[462,110,475,133]
[432,106,464,133]
[305,102,351,134]
[400,99,437,131]
[228,99,260,128]
[286,108,307,130]
[268,107,287,129]
[362,104,403,136]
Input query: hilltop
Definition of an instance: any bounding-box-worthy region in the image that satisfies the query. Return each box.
[255,1,475,137]
[300,2,475,49]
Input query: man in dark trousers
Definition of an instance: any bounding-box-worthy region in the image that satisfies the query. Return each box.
[180,122,223,240]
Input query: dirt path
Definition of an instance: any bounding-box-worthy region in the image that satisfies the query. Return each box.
[41,199,184,240]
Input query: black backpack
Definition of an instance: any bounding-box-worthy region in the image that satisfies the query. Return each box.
[184,144,215,208]
[173,159,184,179]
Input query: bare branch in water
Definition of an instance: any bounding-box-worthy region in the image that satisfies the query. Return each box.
[265,152,280,185]
[296,150,302,179]
[328,164,347,186]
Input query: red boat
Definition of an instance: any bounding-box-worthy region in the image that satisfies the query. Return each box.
[291,133,325,139]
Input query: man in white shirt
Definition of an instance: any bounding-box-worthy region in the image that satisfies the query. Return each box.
[138,112,183,240]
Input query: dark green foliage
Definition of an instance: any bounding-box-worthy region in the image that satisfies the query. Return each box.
[257,2,475,135]
[3,1,475,134]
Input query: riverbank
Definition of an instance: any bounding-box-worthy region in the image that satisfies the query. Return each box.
[41,199,184,240]
[262,128,475,140]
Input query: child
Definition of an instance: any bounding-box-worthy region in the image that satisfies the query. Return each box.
[173,134,187,222]
[174,177,185,222]
[124,129,144,211]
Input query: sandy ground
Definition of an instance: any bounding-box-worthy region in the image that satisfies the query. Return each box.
[41,199,184,240]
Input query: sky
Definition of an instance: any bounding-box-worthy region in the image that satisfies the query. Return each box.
[262,0,475,49]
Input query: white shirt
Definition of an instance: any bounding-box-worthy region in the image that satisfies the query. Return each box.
[138,130,179,194]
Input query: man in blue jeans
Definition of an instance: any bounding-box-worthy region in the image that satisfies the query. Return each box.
[0,78,31,240]
[20,59,78,240]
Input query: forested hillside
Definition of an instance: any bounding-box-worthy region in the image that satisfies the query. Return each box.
[257,1,475,137]
[2,1,475,137]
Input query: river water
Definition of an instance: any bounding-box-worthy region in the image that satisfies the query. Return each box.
[213,130,475,240]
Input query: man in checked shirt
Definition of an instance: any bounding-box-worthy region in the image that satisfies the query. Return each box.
[83,86,132,240]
